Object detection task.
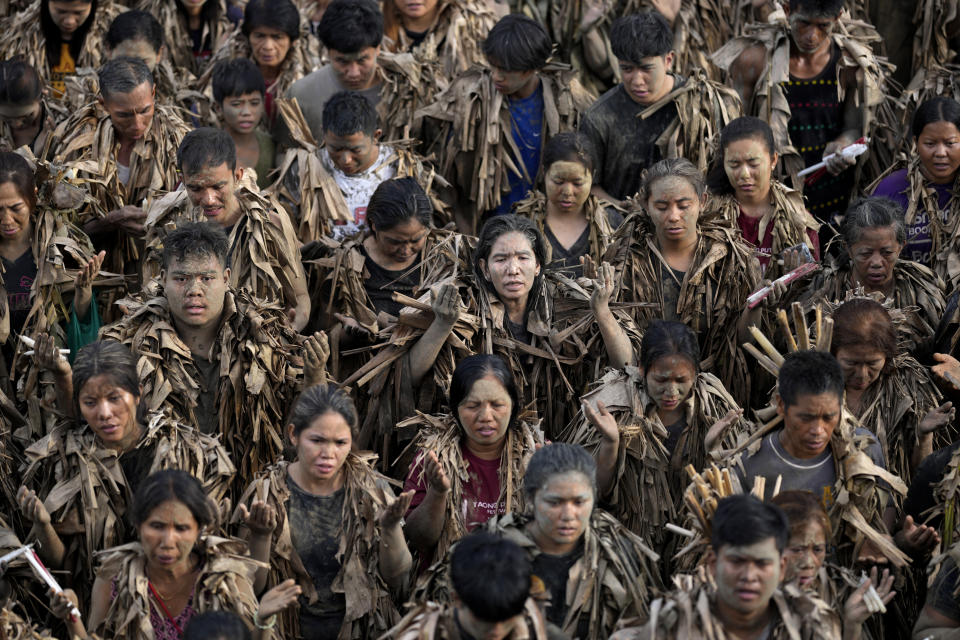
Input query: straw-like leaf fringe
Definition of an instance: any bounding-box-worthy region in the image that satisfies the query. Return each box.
[912,0,960,74]
[514,192,618,270]
[378,598,550,640]
[133,0,235,75]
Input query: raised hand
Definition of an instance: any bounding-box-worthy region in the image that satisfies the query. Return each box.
[333,313,373,340]
[898,515,940,555]
[378,490,415,529]
[431,283,461,327]
[932,353,960,391]
[74,250,105,320]
[238,500,278,536]
[919,402,955,435]
[843,567,895,627]
[583,399,619,444]
[423,451,450,495]
[705,409,744,450]
[17,486,51,525]
[303,331,329,388]
[257,578,302,619]
[589,261,617,315]
[32,333,71,378]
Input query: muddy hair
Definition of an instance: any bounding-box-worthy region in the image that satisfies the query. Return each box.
[451,532,532,623]
[788,0,844,17]
[912,96,960,139]
[184,611,252,640]
[106,9,164,54]
[177,127,237,174]
[0,151,37,213]
[707,116,777,196]
[712,494,789,553]
[322,90,379,138]
[212,58,265,103]
[640,320,700,374]
[610,11,673,64]
[482,14,552,72]
[131,469,215,529]
[830,298,897,375]
[841,197,906,248]
[366,177,432,233]
[641,158,706,203]
[242,0,300,41]
[98,56,154,101]
[449,354,520,432]
[289,384,358,438]
[161,221,230,271]
[0,60,42,107]
[777,350,844,409]
[72,340,145,425]
[769,490,832,541]
[523,443,597,503]
[317,0,383,53]
[541,131,596,178]
[474,214,546,301]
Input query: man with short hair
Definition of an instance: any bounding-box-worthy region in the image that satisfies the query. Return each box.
[613,495,842,640]
[579,11,740,205]
[380,532,552,639]
[286,0,383,142]
[142,127,309,330]
[102,222,325,484]
[0,60,59,156]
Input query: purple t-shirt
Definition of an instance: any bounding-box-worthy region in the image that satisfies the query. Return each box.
[872,168,955,266]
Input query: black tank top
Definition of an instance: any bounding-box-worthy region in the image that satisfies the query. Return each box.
[781,45,855,224]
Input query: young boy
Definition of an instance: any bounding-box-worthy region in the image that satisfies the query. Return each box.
[212,58,275,189]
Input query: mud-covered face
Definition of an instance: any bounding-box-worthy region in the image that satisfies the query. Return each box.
[847,226,902,292]
[544,160,591,216]
[711,538,785,617]
[645,354,697,414]
[0,181,33,246]
[138,500,201,571]
[782,521,827,589]
[480,231,541,307]
[457,375,513,452]
[101,82,156,142]
[182,162,243,228]
[328,47,380,91]
[48,0,92,39]
[647,176,702,247]
[162,254,230,332]
[249,26,291,69]
[78,374,140,449]
[834,344,886,392]
[529,471,594,555]
[777,392,841,459]
[723,137,777,202]
[619,53,675,106]
[787,10,839,54]
[289,411,353,484]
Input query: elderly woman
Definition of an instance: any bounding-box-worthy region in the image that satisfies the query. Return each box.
[421,443,660,640]
[402,354,543,566]
[805,197,946,352]
[873,97,960,289]
[17,340,234,602]
[233,384,413,640]
[51,470,299,640]
[603,158,763,404]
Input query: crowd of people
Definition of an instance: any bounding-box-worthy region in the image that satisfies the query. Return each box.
[0,0,957,638]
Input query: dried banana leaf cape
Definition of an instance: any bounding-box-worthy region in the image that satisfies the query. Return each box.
[134,0,235,75]
[708,179,820,281]
[273,97,450,243]
[711,12,898,188]
[804,257,946,352]
[421,510,660,640]
[0,0,124,93]
[384,0,496,80]
[514,191,616,269]
[619,0,731,79]
[19,411,235,592]
[381,599,550,640]
[376,46,447,143]
[233,455,404,639]
[141,173,307,313]
[99,289,304,485]
[397,411,543,562]
[935,446,960,547]
[416,63,594,217]
[0,608,55,640]
[561,368,750,556]
[912,0,960,73]
[612,578,842,640]
[93,536,261,640]
[602,211,762,405]
[0,98,59,158]
[723,409,910,568]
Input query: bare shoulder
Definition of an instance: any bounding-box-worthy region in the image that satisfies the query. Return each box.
[731,44,767,80]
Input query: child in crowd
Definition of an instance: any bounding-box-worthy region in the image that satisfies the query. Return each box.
[212,58,276,189]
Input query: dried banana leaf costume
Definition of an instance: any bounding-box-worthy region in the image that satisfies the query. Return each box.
[272,98,450,243]
[19,411,235,596]
[514,191,616,271]
[912,0,960,75]
[0,0,124,97]
[376,48,447,144]
[417,64,594,218]
[804,258,946,352]
[233,456,403,639]
[100,289,304,485]
[381,599,550,640]
[398,412,543,563]
[0,609,55,640]
[612,578,842,640]
[44,101,190,279]
[711,13,899,189]
[602,212,761,405]
[708,180,820,281]
[0,98,59,158]
[384,0,496,80]
[141,174,307,314]
[134,0,235,75]
[421,511,660,640]
[93,536,261,640]
[561,368,750,559]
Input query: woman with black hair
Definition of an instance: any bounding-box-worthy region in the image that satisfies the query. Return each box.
[0,60,59,156]
[873,97,960,289]
[707,116,820,280]
[17,341,234,605]
[514,131,623,277]
[565,319,749,560]
[0,0,124,99]
[233,384,413,640]
[51,469,299,640]
[134,0,234,75]
[402,354,544,567]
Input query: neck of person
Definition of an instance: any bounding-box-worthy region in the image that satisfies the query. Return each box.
[920,164,960,186]
[403,7,439,34]
[508,75,541,101]
[289,460,345,496]
[227,125,257,146]
[528,521,580,556]
[736,185,772,218]
[790,38,832,65]
[853,272,894,298]
[172,316,222,360]
[545,200,587,224]
[260,62,281,84]
[0,229,33,261]
[185,8,203,31]
[463,435,505,462]
[13,121,41,149]
[657,232,698,271]
[108,421,145,454]
[503,294,528,327]
[147,551,199,586]
[715,600,774,640]
[657,404,684,427]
